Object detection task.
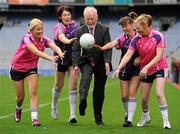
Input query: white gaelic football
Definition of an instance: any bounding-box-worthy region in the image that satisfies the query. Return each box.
[79,33,95,49]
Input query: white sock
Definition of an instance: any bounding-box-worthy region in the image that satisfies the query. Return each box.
[51,88,61,109]
[160,105,169,121]
[142,110,150,118]
[31,109,38,121]
[122,100,128,116]
[127,98,136,122]
[16,105,22,110]
[69,90,77,115]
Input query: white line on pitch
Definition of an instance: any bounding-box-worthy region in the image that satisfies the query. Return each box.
[0,80,118,120]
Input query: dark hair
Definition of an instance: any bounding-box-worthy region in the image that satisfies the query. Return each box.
[118,11,138,26]
[128,12,138,20]
[56,6,73,22]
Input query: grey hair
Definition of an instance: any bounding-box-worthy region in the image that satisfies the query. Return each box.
[83,7,98,17]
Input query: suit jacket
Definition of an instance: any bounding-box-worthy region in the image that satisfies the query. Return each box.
[72,23,112,68]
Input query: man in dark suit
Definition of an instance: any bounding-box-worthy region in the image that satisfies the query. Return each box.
[72,7,112,126]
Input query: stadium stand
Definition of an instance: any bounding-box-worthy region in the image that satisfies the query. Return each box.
[0,3,180,77]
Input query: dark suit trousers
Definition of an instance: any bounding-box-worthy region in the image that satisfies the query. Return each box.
[79,62,107,121]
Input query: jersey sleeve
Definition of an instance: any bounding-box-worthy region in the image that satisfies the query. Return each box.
[115,34,126,50]
[153,32,166,48]
[129,36,139,52]
[53,23,66,40]
[43,36,53,48]
[23,35,33,46]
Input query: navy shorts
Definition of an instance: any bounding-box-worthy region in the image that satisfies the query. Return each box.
[10,68,38,81]
[56,64,71,72]
[140,69,168,83]
[119,67,140,81]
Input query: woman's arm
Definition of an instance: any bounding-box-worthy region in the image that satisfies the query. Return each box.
[112,49,134,78]
[58,34,76,45]
[117,49,134,70]
[143,48,164,70]
[48,42,65,59]
[27,44,59,63]
[94,40,118,51]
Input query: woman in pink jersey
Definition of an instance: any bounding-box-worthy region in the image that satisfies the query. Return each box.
[50,6,79,123]
[10,18,64,127]
[112,14,171,129]
[95,12,140,127]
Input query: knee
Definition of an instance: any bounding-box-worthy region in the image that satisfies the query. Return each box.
[156,93,164,100]
[30,88,38,98]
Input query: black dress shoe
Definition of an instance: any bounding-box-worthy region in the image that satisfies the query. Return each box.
[124,115,128,124]
[123,121,132,127]
[79,99,87,116]
[96,120,104,127]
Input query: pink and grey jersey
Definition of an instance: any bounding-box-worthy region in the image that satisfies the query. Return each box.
[11,32,52,72]
[53,20,77,65]
[116,34,140,76]
[129,29,168,75]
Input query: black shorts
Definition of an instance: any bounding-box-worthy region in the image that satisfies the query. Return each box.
[119,67,140,81]
[56,64,71,72]
[140,69,168,83]
[10,68,38,81]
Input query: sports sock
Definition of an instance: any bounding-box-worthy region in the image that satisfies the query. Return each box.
[31,109,38,121]
[122,100,128,116]
[127,98,136,122]
[51,87,61,109]
[69,90,77,115]
[160,105,169,121]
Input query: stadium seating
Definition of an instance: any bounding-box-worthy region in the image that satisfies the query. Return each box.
[0,16,179,75]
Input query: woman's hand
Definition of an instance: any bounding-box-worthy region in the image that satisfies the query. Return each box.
[50,55,59,64]
[93,44,103,51]
[69,38,77,44]
[134,57,140,66]
[112,68,120,79]
[139,67,148,80]
[58,51,65,59]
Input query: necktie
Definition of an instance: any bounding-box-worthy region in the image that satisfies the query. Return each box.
[89,27,93,35]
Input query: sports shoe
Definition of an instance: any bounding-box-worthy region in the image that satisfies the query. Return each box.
[68,113,77,123]
[32,119,41,127]
[51,108,58,120]
[123,121,132,127]
[137,115,151,127]
[163,120,171,129]
[14,108,22,122]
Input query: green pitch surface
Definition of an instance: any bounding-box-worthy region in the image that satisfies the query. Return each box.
[0,76,180,134]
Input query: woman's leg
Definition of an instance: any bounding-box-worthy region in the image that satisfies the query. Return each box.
[26,74,40,126]
[12,80,25,122]
[137,82,152,127]
[127,76,140,123]
[120,80,129,123]
[51,70,65,120]
[68,66,79,123]
[156,77,171,129]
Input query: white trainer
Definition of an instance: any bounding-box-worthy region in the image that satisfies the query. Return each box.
[51,108,58,120]
[68,113,77,123]
[137,115,151,127]
[163,120,171,129]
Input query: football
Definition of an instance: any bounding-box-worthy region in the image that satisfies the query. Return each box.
[79,33,95,49]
